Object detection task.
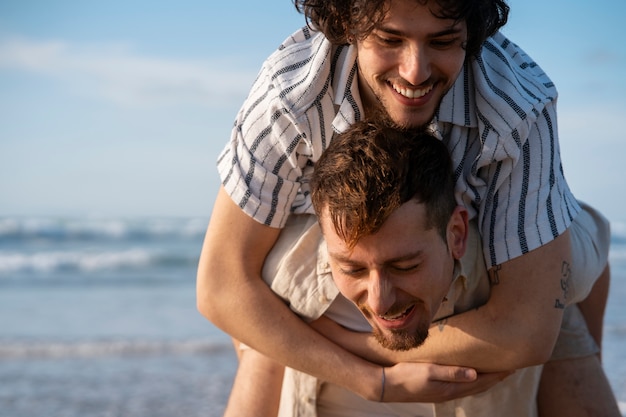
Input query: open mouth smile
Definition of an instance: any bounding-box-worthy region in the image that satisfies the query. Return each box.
[378,304,416,322]
[391,82,433,99]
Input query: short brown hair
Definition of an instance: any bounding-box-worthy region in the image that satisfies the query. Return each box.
[311,120,456,248]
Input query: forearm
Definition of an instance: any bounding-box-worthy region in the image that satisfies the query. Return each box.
[313,307,533,372]
[409,306,543,372]
[318,303,555,373]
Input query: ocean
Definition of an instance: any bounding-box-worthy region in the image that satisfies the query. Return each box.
[1,216,625,416]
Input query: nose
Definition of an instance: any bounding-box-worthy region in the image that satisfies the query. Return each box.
[399,44,431,86]
[366,270,395,316]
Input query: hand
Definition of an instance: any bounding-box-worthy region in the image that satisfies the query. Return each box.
[380,362,511,403]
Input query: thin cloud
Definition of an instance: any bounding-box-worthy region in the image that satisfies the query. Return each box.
[582,48,622,66]
[0,36,257,107]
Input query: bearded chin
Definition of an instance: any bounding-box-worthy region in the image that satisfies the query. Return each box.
[373,326,430,351]
[367,90,440,133]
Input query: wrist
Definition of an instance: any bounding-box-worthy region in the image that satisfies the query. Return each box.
[380,367,386,402]
[352,363,387,401]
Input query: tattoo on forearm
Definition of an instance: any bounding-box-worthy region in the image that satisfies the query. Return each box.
[489,265,501,286]
[554,261,571,310]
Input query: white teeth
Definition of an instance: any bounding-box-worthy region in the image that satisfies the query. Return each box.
[392,83,433,99]
[379,306,412,321]
[381,313,404,320]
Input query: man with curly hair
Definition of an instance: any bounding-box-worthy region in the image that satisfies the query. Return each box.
[197,0,618,415]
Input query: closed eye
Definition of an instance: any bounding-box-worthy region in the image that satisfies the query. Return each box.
[391,264,419,273]
[340,267,367,277]
[431,37,461,49]
[374,33,402,46]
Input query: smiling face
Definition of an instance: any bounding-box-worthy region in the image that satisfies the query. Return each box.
[321,199,467,351]
[356,0,468,129]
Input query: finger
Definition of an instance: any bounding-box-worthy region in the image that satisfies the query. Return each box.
[445,371,513,398]
[428,364,478,382]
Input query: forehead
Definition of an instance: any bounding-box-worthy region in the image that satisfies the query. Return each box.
[377,0,465,31]
[322,201,440,262]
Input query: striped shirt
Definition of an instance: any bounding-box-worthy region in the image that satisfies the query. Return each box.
[217,27,580,268]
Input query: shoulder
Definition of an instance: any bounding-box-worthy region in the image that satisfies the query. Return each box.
[470,32,558,133]
[480,32,557,99]
[258,27,338,119]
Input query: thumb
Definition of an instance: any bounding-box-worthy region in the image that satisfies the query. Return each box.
[431,365,478,382]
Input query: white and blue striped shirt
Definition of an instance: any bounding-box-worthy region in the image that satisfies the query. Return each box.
[217,27,580,268]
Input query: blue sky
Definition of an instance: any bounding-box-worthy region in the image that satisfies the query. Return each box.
[1,0,625,223]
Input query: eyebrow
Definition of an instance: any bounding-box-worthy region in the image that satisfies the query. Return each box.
[329,250,424,265]
[377,25,464,39]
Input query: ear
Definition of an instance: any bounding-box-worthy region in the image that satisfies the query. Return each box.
[447,206,468,260]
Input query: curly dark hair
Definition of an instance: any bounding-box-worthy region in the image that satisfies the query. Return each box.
[293,0,509,57]
[311,120,456,248]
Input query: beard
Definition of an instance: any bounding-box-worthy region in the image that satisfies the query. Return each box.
[365,96,436,137]
[362,73,458,134]
[372,325,430,351]
[359,303,431,351]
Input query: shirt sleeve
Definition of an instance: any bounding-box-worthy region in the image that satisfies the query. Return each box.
[477,100,581,268]
[216,59,313,229]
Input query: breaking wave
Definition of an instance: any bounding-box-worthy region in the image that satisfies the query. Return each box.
[0,339,232,359]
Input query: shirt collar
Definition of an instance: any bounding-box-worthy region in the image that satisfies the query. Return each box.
[331,44,364,134]
[433,259,468,321]
[436,62,479,128]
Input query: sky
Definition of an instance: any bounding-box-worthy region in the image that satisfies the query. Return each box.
[1,0,625,223]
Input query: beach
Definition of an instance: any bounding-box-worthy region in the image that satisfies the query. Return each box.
[0,217,624,416]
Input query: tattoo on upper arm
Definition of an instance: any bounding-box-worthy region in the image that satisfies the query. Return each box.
[488,265,501,286]
[554,261,571,310]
